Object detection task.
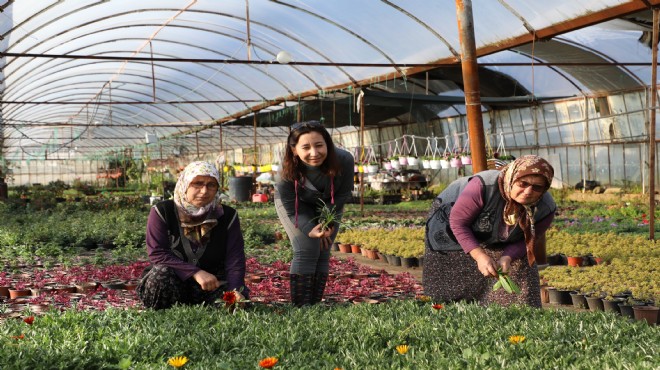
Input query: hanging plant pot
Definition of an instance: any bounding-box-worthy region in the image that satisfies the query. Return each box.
[429,160,442,170]
[398,157,408,166]
[440,159,450,169]
[450,158,462,168]
[367,164,379,174]
[390,160,401,169]
[383,162,393,170]
[422,160,431,169]
[406,156,418,167]
[461,155,472,165]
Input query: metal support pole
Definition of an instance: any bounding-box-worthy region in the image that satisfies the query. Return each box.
[195,131,200,159]
[649,8,659,240]
[456,0,487,173]
[359,92,365,215]
[253,114,258,183]
[219,125,224,189]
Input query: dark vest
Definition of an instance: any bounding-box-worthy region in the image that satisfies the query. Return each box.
[426,170,556,252]
[153,200,236,278]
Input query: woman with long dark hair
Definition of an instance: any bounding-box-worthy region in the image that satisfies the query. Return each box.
[275,120,354,306]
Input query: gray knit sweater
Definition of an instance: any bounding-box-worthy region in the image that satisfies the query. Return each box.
[275,148,355,235]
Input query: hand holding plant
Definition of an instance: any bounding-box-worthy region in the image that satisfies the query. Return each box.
[315,199,339,232]
[313,200,339,250]
[493,268,521,294]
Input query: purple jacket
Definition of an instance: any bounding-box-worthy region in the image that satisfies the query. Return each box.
[145,205,248,296]
[449,177,554,261]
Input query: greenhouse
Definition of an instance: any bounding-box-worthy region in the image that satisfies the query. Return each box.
[1,1,659,369]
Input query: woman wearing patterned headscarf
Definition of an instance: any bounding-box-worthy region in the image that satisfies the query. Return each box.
[137,161,249,309]
[423,155,556,307]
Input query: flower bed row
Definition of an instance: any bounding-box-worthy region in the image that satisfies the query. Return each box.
[1,256,423,319]
[332,242,422,269]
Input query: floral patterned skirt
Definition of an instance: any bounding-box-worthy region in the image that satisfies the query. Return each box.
[137,264,223,310]
[422,199,541,307]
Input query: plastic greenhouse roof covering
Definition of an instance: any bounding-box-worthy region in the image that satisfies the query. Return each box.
[1,0,660,162]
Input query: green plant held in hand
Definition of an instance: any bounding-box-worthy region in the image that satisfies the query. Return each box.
[316,199,339,231]
[492,268,521,294]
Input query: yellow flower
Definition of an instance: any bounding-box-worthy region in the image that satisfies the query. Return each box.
[509,335,526,344]
[395,344,409,355]
[259,357,278,369]
[417,295,431,302]
[167,356,189,368]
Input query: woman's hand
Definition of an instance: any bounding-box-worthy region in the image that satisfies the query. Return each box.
[498,255,512,274]
[469,247,498,277]
[193,270,222,291]
[308,224,334,250]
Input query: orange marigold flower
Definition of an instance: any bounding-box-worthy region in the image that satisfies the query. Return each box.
[259,357,278,369]
[509,335,526,344]
[395,344,409,355]
[416,295,431,302]
[223,291,238,306]
[23,316,34,325]
[432,303,444,310]
[11,334,25,340]
[167,356,189,368]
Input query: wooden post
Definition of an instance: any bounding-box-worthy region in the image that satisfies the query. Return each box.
[649,8,659,240]
[455,0,487,173]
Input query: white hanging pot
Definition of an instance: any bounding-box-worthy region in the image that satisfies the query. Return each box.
[367,164,379,174]
[440,159,450,169]
[398,156,408,166]
[407,156,418,166]
[391,159,401,169]
[422,160,431,169]
[430,160,442,170]
[383,161,393,170]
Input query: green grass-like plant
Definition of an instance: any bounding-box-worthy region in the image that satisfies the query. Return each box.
[0,301,658,369]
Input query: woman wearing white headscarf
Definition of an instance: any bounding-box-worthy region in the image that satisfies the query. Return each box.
[137,161,248,309]
[423,155,556,307]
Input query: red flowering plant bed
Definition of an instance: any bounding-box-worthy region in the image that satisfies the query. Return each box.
[1,256,422,318]
[246,256,423,305]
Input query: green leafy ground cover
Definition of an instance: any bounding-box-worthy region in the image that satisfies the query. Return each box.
[1,301,658,370]
[1,195,659,369]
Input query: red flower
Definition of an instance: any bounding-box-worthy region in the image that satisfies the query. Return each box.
[11,334,25,340]
[23,316,34,325]
[223,291,238,307]
[259,357,278,369]
[432,303,444,310]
